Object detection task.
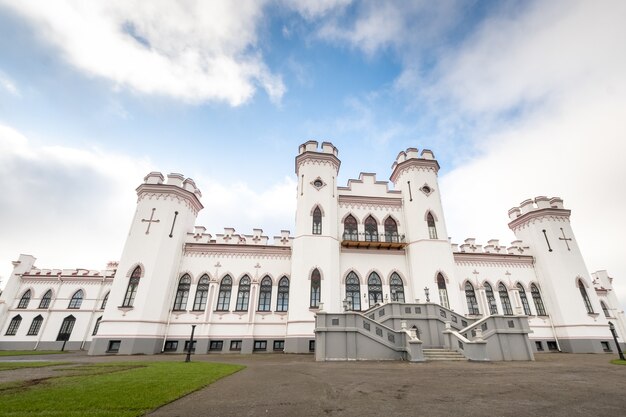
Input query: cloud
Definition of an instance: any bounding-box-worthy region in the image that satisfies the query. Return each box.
[0,0,284,106]
[0,70,20,97]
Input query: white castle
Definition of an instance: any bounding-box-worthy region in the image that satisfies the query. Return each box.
[0,141,624,360]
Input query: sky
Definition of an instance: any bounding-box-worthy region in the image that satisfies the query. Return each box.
[0,1,625,310]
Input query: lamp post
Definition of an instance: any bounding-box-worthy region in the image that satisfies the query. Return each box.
[609,322,625,361]
[424,287,430,302]
[185,324,196,363]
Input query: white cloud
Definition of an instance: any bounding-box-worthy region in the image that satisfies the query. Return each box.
[0,71,20,97]
[1,0,284,106]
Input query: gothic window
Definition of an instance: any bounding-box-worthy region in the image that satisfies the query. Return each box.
[56,315,76,341]
[390,273,405,303]
[92,316,102,335]
[600,301,610,318]
[384,217,399,243]
[258,276,272,311]
[277,276,289,312]
[531,284,547,316]
[216,275,232,311]
[364,216,378,242]
[345,272,361,311]
[310,269,321,308]
[484,283,498,315]
[5,315,21,336]
[368,272,383,308]
[193,275,210,311]
[68,290,84,309]
[499,283,513,315]
[39,289,52,309]
[312,206,322,235]
[122,266,142,307]
[344,215,358,241]
[578,279,594,314]
[465,282,479,315]
[235,276,251,311]
[517,284,532,315]
[437,274,449,309]
[173,274,191,310]
[27,315,43,336]
[427,212,438,239]
[100,292,109,310]
[17,290,31,309]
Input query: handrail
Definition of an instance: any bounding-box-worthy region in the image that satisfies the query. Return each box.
[342,232,406,243]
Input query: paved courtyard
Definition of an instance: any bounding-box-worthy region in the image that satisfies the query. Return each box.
[2,352,625,416]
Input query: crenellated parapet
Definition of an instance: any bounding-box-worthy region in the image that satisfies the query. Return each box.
[451,238,530,256]
[508,196,570,232]
[20,266,116,280]
[389,147,440,184]
[137,172,204,215]
[295,140,341,174]
[185,226,292,247]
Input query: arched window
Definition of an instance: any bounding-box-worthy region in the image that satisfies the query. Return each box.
[364,216,378,242]
[39,289,52,309]
[122,266,141,307]
[216,275,232,311]
[531,284,547,316]
[17,290,31,309]
[312,207,322,235]
[277,276,289,312]
[344,214,358,241]
[310,269,321,308]
[384,217,398,243]
[427,212,438,239]
[235,276,251,311]
[193,275,210,311]
[100,292,109,310]
[578,279,594,314]
[57,315,75,341]
[484,283,498,315]
[437,274,449,309]
[68,290,84,309]
[368,272,383,308]
[499,283,513,315]
[517,284,532,315]
[390,273,405,303]
[27,315,43,336]
[258,276,272,311]
[5,315,22,336]
[345,272,361,311]
[601,301,610,318]
[92,316,102,335]
[173,274,191,310]
[465,282,479,315]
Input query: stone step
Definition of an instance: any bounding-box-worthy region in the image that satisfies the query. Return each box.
[422,349,466,361]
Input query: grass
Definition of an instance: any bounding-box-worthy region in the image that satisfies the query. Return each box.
[0,362,69,371]
[610,359,626,365]
[0,361,244,417]
[0,350,68,356]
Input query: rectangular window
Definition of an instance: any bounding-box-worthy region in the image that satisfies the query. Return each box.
[601,341,612,352]
[184,340,197,352]
[547,341,558,351]
[309,340,316,352]
[273,340,285,351]
[253,340,267,351]
[209,340,223,351]
[163,340,178,352]
[107,340,121,353]
[230,340,242,351]
[535,341,544,351]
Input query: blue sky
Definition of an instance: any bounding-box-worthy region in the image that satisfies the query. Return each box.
[1,1,625,309]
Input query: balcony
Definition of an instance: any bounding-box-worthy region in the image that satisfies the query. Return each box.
[341,232,407,250]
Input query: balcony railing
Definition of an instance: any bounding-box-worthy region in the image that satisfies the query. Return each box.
[341,232,407,250]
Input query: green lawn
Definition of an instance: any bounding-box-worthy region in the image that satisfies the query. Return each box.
[0,362,69,371]
[0,361,244,417]
[610,359,626,365]
[0,350,68,356]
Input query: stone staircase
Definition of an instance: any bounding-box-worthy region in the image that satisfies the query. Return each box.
[423,348,467,361]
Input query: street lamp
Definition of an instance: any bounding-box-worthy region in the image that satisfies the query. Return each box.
[424,287,430,302]
[185,324,196,363]
[608,322,625,361]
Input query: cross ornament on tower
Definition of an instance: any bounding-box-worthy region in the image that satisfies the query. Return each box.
[559,228,572,251]
[141,208,160,235]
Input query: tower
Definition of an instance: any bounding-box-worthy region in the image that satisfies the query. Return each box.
[508,196,610,352]
[89,172,202,355]
[389,148,463,311]
[286,141,341,352]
